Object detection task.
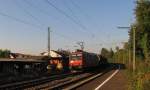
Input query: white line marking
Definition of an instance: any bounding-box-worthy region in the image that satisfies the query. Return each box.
[95,65,120,90]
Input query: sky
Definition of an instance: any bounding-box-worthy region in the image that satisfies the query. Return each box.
[0,0,135,55]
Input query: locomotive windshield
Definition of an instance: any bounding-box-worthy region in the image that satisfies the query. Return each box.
[71,54,82,60]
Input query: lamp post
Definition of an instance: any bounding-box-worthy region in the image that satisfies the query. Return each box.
[117,26,136,71]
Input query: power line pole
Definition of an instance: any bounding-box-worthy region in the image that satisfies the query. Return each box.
[128,48,131,68]
[117,26,136,71]
[48,27,50,57]
[133,26,136,71]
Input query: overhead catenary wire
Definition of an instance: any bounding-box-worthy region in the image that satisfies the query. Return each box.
[61,0,85,28]
[1,0,99,50]
[0,0,109,52]
[0,11,77,43]
[69,0,96,24]
[14,0,45,27]
[69,0,103,35]
[22,0,84,32]
[21,0,82,41]
[15,0,78,42]
[0,11,42,29]
[22,0,94,38]
[22,0,66,24]
[61,0,96,38]
[22,0,49,16]
[22,0,78,42]
[44,0,94,35]
[54,31,77,42]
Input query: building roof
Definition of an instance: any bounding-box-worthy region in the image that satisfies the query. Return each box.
[41,50,62,57]
[0,58,46,62]
[41,50,70,58]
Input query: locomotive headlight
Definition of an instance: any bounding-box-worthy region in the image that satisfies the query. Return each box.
[70,60,74,63]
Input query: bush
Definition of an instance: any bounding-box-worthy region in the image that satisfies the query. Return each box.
[127,61,150,90]
[0,49,11,58]
[143,80,150,90]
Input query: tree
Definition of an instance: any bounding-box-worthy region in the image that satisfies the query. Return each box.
[129,0,150,61]
[100,48,115,63]
[101,48,109,58]
[109,48,114,58]
[116,46,119,52]
[0,49,11,58]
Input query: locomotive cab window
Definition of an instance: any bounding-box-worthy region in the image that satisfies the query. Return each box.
[71,54,82,60]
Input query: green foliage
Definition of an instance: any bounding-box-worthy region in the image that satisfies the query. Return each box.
[141,33,148,59]
[100,48,114,62]
[143,80,150,90]
[111,1,150,90]
[101,48,109,57]
[128,0,150,61]
[127,61,150,90]
[113,47,130,64]
[0,49,11,58]
[109,48,114,58]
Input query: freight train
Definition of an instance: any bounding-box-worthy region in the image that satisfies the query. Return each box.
[69,50,108,70]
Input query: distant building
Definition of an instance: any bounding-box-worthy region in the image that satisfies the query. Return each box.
[9,53,43,59]
[40,50,62,58]
[41,50,70,71]
[9,53,29,59]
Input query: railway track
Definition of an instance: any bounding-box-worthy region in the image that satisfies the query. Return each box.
[31,66,112,90]
[0,71,82,90]
[49,69,110,90]
[0,65,112,90]
[27,72,93,90]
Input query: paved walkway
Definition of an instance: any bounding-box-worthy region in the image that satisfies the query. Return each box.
[100,70,127,90]
[76,69,127,90]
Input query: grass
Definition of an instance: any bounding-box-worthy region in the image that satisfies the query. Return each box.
[126,61,150,90]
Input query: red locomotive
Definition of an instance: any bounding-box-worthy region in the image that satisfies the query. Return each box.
[69,50,102,70]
